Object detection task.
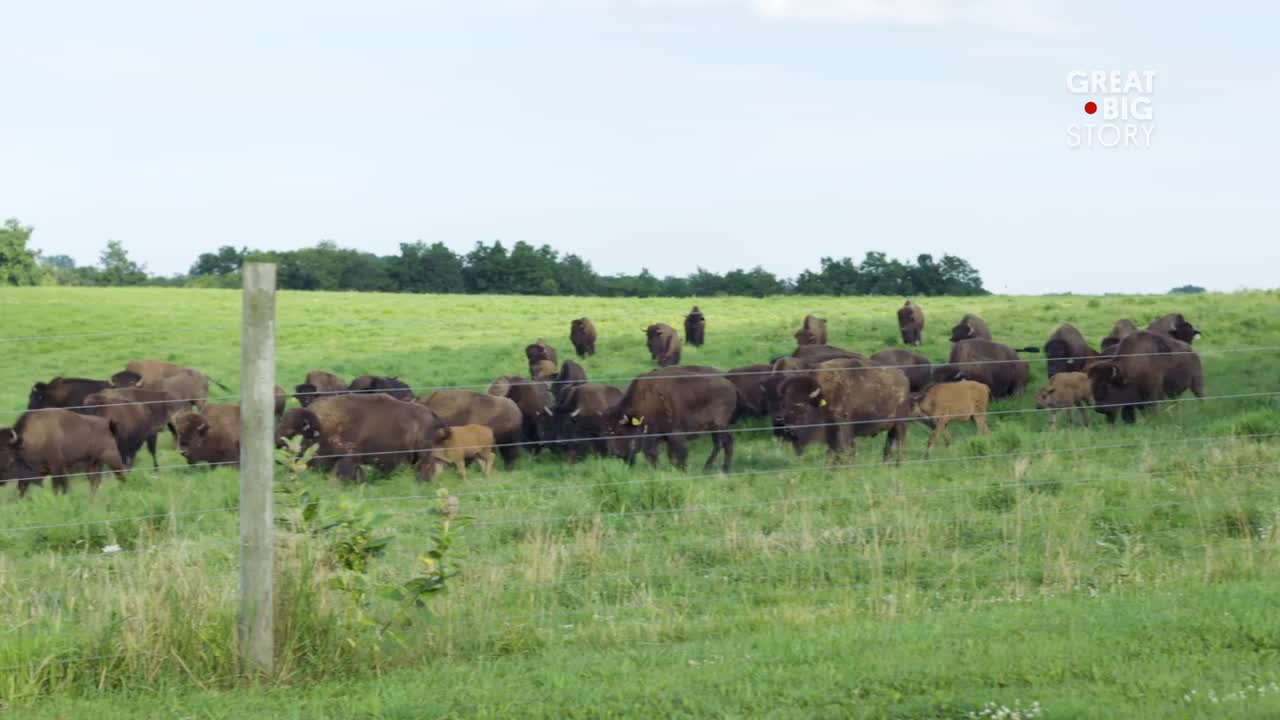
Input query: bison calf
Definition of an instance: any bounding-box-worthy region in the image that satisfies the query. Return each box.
[430,424,496,480]
[1036,372,1094,429]
[910,380,990,456]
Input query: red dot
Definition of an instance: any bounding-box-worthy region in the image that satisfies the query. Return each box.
[1084,101,1098,115]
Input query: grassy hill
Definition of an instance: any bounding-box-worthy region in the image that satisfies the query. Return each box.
[1,287,1278,717]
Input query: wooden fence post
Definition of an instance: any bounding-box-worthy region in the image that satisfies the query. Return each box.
[239,262,276,675]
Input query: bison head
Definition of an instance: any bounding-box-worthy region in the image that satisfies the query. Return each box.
[776,377,827,452]
[27,382,51,410]
[276,408,322,451]
[1086,362,1127,403]
[110,370,143,388]
[173,412,209,458]
[1170,315,1201,344]
[293,382,319,408]
[949,321,976,343]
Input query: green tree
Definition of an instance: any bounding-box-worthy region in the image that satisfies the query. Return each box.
[97,239,149,286]
[0,218,43,286]
[462,241,514,294]
[390,241,465,293]
[1170,285,1206,295]
[190,246,247,276]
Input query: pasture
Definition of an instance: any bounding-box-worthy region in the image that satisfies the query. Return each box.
[2,286,1279,718]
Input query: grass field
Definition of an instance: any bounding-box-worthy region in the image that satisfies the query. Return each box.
[1,287,1279,718]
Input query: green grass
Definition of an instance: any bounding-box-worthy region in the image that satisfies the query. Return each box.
[1,287,1279,716]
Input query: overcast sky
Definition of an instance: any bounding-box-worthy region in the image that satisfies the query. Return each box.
[3,0,1277,294]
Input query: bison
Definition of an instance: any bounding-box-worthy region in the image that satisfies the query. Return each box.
[726,364,772,418]
[526,339,558,376]
[775,358,910,462]
[552,383,627,463]
[174,404,241,467]
[570,318,597,357]
[792,344,866,364]
[949,313,992,343]
[82,389,163,469]
[430,424,496,480]
[1101,319,1138,353]
[417,390,523,468]
[935,339,1030,399]
[1087,331,1203,424]
[870,349,931,393]
[1044,323,1098,378]
[1147,313,1201,344]
[2,409,126,495]
[553,359,589,405]
[605,368,737,472]
[1036,371,1094,429]
[897,301,924,346]
[348,375,414,401]
[488,375,555,452]
[910,380,991,456]
[794,314,828,347]
[645,323,682,367]
[294,370,347,407]
[28,377,112,411]
[277,394,447,482]
[684,306,706,347]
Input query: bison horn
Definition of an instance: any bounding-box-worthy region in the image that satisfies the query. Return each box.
[1108,365,1119,380]
[3,428,17,445]
[570,408,581,418]
[543,406,554,415]
[808,388,822,399]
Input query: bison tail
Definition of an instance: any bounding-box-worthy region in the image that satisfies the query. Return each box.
[209,376,233,392]
[1015,346,1041,354]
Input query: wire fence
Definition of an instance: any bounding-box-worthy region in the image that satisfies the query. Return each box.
[2,286,1278,696]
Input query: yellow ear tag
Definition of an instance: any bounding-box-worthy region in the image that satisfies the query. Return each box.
[631,417,642,426]
[819,399,827,407]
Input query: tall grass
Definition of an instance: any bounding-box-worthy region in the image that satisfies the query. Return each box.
[0,288,1277,709]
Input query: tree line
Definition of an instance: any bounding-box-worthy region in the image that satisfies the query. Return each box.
[3,217,992,296]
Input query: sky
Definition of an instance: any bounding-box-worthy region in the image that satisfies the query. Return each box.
[2,0,1277,294]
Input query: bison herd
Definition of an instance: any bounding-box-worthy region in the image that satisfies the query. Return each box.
[0,304,1206,497]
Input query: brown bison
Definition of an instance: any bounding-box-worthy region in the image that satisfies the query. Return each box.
[1101,319,1138,353]
[684,306,706,347]
[897,301,924,346]
[1147,314,1201,344]
[82,389,163,469]
[1087,331,1203,424]
[792,344,866,364]
[775,358,910,462]
[935,339,1030,399]
[526,339,558,375]
[645,323,682,367]
[794,314,828,347]
[726,364,772,418]
[348,375,414,401]
[417,390,523,468]
[870,349,931,393]
[488,376,555,452]
[552,383,627,462]
[430,425,496,480]
[949,313,992,343]
[2,409,126,495]
[570,318,597,357]
[113,366,211,417]
[553,359,589,405]
[174,404,241,467]
[1044,323,1098,378]
[605,368,738,472]
[294,370,347,407]
[277,394,447,482]
[1036,371,1094,429]
[910,380,991,456]
[27,377,112,411]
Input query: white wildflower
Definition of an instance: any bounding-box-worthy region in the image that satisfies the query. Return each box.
[102,544,122,554]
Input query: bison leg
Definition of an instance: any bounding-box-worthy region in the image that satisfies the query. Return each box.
[668,436,690,472]
[975,413,990,436]
[925,423,943,457]
[498,437,519,470]
[1078,403,1091,427]
[1121,406,1137,425]
[18,478,43,498]
[700,434,722,474]
[335,456,362,483]
[454,458,467,481]
[481,450,494,478]
[715,431,735,473]
[643,439,661,469]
